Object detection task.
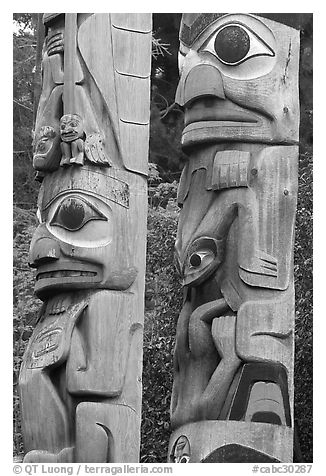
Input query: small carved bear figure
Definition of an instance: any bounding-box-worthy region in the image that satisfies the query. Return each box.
[60,114,85,166]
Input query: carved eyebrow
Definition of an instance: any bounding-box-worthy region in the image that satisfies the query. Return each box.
[180,13,226,47]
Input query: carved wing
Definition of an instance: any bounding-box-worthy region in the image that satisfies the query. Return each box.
[84,133,112,166]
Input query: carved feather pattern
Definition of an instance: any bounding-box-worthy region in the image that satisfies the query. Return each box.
[84,133,112,166]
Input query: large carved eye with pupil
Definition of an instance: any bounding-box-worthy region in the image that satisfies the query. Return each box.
[50,197,107,231]
[190,253,202,267]
[202,22,275,67]
[59,199,84,230]
[214,25,250,64]
[188,248,215,270]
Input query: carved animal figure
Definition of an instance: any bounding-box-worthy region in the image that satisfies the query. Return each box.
[168,13,299,463]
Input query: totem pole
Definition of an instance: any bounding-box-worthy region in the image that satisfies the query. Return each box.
[19,13,151,463]
[168,14,299,463]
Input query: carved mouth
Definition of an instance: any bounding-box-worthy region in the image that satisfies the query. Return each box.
[61,132,78,141]
[34,261,101,299]
[36,270,97,281]
[184,97,259,127]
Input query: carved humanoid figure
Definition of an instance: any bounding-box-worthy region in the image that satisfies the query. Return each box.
[19,13,151,463]
[60,114,85,166]
[168,13,299,463]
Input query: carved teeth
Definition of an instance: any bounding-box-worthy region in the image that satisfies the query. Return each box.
[37,270,96,280]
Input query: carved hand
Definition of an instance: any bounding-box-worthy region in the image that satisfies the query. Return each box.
[211,315,240,364]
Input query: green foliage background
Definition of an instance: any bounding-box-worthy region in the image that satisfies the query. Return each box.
[13,13,312,462]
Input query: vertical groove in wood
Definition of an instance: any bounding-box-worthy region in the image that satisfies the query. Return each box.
[63,14,77,114]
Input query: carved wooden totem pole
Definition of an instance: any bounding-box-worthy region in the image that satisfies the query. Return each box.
[19,13,151,463]
[168,14,299,463]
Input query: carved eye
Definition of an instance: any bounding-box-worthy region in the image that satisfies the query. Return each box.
[188,250,215,270]
[202,23,274,66]
[37,140,47,152]
[50,196,107,231]
[182,237,221,286]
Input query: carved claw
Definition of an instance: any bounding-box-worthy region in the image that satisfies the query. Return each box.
[240,250,278,278]
[46,32,64,56]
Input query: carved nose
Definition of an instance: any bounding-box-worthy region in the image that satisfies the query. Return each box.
[29,237,61,268]
[175,64,225,107]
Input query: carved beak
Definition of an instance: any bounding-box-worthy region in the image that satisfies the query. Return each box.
[175,64,225,107]
[29,237,60,268]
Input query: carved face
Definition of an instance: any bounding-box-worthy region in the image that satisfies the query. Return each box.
[33,126,60,171]
[34,126,56,153]
[29,168,137,300]
[172,436,191,463]
[60,114,84,142]
[176,14,299,146]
